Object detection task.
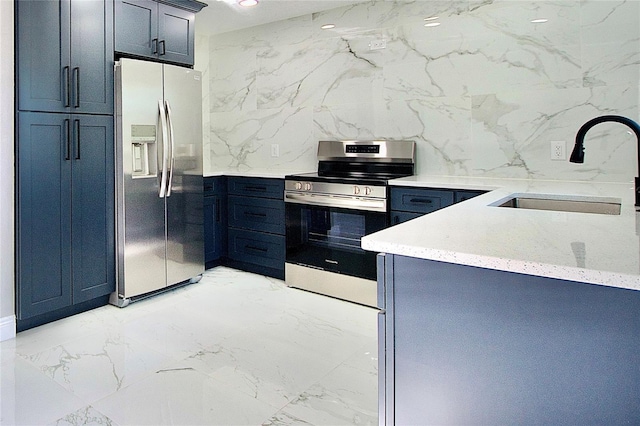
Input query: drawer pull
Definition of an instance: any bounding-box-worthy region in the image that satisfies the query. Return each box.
[245,245,267,253]
[245,185,267,192]
[245,211,267,218]
[409,198,433,204]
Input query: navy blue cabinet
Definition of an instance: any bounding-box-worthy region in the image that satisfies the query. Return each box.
[455,190,486,203]
[115,0,198,66]
[379,254,640,424]
[226,177,285,279]
[17,113,115,321]
[204,176,227,268]
[16,0,115,330]
[390,187,455,225]
[390,187,486,225]
[16,0,113,115]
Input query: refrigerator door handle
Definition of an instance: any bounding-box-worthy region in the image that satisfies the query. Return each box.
[158,99,169,198]
[165,100,175,197]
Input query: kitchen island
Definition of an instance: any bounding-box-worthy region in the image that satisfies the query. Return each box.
[363,176,640,425]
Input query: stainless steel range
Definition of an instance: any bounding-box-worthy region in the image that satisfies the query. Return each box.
[284,140,415,307]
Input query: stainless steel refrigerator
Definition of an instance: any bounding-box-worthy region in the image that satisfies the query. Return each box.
[110,58,203,307]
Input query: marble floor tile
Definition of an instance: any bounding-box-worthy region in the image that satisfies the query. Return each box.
[1,267,378,425]
[1,357,86,425]
[48,406,117,426]
[265,356,378,426]
[92,367,277,425]
[23,328,177,404]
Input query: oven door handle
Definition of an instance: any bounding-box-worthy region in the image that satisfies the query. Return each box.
[285,191,387,213]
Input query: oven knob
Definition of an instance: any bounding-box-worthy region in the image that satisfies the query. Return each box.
[364,186,372,195]
[295,182,303,190]
[304,182,312,191]
[353,186,361,195]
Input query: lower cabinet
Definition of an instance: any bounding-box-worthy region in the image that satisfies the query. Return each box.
[16,112,115,328]
[203,176,226,269]
[390,186,486,225]
[203,176,285,279]
[227,228,285,275]
[226,177,285,280]
[379,254,640,424]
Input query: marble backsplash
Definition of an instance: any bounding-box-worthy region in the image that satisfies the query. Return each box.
[203,0,640,182]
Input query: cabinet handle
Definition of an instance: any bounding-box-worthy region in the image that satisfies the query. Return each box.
[73,67,80,108]
[409,198,433,204]
[245,185,267,192]
[64,119,71,160]
[215,199,221,222]
[152,38,158,54]
[244,211,267,218]
[245,245,267,253]
[63,66,70,107]
[74,119,80,160]
[159,40,166,56]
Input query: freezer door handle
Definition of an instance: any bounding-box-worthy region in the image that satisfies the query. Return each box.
[165,100,175,197]
[158,99,169,198]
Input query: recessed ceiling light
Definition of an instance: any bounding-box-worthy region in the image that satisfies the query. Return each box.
[424,22,441,28]
[321,24,336,30]
[531,18,548,23]
[424,16,439,21]
[238,0,258,7]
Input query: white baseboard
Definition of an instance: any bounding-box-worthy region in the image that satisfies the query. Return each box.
[0,315,16,341]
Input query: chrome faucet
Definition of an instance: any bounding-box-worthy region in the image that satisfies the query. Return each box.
[570,115,640,207]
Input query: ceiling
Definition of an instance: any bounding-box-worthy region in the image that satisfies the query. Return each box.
[196,0,365,35]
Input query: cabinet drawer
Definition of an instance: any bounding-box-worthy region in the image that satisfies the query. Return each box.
[454,190,486,203]
[390,211,423,225]
[227,177,283,199]
[204,176,226,196]
[228,195,285,235]
[390,188,454,214]
[227,228,285,270]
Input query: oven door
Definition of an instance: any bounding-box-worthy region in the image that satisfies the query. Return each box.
[285,200,388,281]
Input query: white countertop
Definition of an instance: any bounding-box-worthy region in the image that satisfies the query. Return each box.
[204,169,312,179]
[362,175,640,292]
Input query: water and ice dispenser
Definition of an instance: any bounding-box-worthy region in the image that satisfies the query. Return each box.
[130,124,157,178]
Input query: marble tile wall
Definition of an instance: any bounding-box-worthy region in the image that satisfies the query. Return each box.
[205,0,640,182]
[195,32,211,174]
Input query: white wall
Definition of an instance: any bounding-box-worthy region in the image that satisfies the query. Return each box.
[205,1,639,183]
[0,0,16,340]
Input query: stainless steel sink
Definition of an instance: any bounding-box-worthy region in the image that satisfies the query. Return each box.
[497,196,621,215]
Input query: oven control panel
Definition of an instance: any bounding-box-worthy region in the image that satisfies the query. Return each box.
[285,180,387,199]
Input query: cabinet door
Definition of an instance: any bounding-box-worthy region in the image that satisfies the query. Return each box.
[390,188,455,214]
[158,3,195,66]
[70,0,114,114]
[227,228,285,270]
[227,177,284,200]
[115,0,157,59]
[228,196,285,235]
[204,195,225,264]
[17,0,71,113]
[71,115,115,303]
[17,112,72,319]
[390,210,423,225]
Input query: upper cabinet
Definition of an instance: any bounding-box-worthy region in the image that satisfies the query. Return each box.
[115,0,206,67]
[16,0,114,115]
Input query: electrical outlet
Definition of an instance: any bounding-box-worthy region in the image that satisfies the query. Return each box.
[369,39,386,50]
[271,144,280,158]
[550,140,566,160]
